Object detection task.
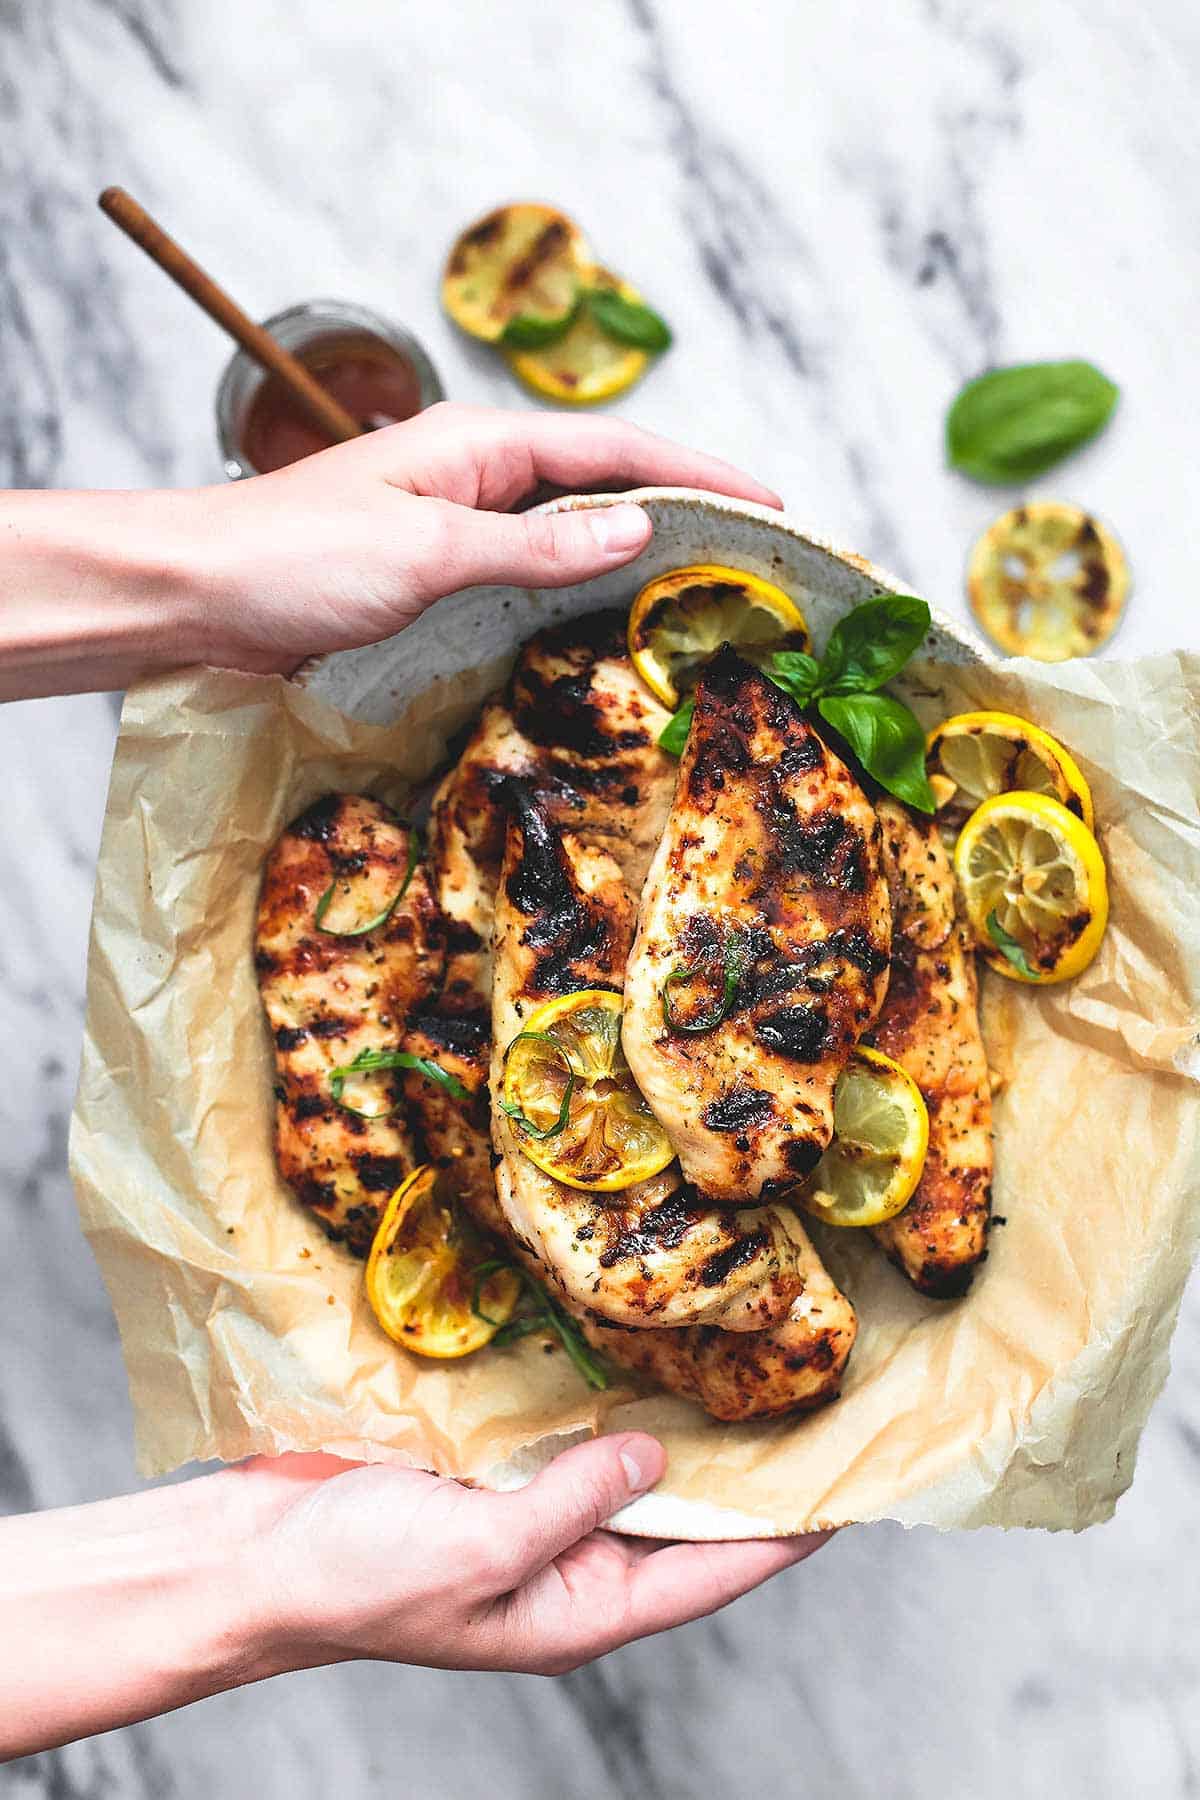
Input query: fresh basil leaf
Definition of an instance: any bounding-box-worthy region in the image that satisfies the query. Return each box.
[764,649,821,705]
[817,692,936,812]
[986,910,1038,978]
[500,306,578,350]
[946,360,1119,483]
[329,1047,468,1116]
[658,698,694,757]
[816,597,931,696]
[586,289,672,352]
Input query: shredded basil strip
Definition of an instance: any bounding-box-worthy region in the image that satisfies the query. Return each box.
[329,1046,468,1118]
[471,1260,609,1389]
[661,928,752,1034]
[499,1031,576,1139]
[314,825,422,937]
[986,910,1038,978]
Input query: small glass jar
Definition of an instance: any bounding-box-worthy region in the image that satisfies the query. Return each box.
[215,299,444,480]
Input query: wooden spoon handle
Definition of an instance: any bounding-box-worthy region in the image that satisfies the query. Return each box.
[98,187,363,447]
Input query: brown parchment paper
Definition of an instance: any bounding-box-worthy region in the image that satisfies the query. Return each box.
[69,649,1200,1532]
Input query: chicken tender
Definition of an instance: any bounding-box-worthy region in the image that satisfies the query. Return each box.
[623,648,892,1204]
[256,794,443,1254]
[868,798,993,1297]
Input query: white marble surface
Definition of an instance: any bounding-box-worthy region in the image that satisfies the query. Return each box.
[2,0,1199,1792]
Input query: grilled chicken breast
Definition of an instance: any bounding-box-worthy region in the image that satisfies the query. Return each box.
[623,649,892,1205]
[581,1245,858,1420]
[868,799,993,1297]
[256,794,443,1254]
[427,610,676,996]
[491,785,810,1330]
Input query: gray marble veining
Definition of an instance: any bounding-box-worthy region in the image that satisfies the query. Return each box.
[2,0,1199,1794]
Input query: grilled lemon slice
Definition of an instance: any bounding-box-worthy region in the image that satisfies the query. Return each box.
[505,268,649,404]
[967,501,1129,661]
[927,710,1094,837]
[628,565,810,708]
[953,791,1108,984]
[501,989,673,1192]
[365,1166,520,1358]
[799,1048,929,1228]
[442,202,590,344]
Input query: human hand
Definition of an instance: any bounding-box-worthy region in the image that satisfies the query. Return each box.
[187,401,782,676]
[239,1436,824,1678]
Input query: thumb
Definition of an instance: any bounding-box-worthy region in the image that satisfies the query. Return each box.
[488,1432,667,1582]
[436,500,653,592]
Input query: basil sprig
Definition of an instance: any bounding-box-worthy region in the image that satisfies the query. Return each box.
[499,286,672,355]
[986,910,1038,978]
[329,1046,468,1118]
[658,594,936,812]
[471,1260,610,1389]
[946,360,1119,483]
[661,927,753,1035]
[498,1031,576,1139]
[314,828,421,938]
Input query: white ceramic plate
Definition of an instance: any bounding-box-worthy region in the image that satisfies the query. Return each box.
[301,487,990,1539]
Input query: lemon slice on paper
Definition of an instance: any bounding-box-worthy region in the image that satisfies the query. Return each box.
[442,203,590,344]
[501,989,674,1192]
[365,1166,520,1358]
[953,791,1108,984]
[628,565,810,709]
[967,501,1129,662]
[799,1048,929,1228]
[505,268,650,404]
[926,710,1094,836]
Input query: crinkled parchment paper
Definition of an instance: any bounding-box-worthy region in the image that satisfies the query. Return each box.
[69,645,1200,1532]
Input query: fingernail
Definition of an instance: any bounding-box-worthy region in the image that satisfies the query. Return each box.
[589,504,651,555]
[618,1436,664,1494]
[619,1448,650,1492]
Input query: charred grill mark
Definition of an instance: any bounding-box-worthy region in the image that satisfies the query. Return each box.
[448,211,504,273]
[784,1138,823,1175]
[839,925,891,976]
[504,219,570,293]
[275,1025,307,1051]
[754,1004,830,1061]
[352,1154,408,1193]
[291,793,347,843]
[702,1085,775,1132]
[684,718,751,799]
[503,781,579,920]
[779,739,824,775]
[700,1230,768,1287]
[597,1191,702,1267]
[308,1014,355,1040]
[293,1092,327,1122]
[407,1010,489,1053]
[764,801,867,892]
[503,782,614,992]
